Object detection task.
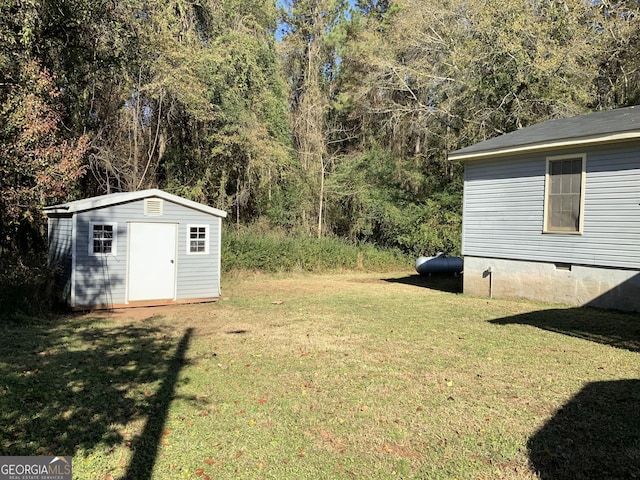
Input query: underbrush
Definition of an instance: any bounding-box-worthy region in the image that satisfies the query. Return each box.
[0,252,56,320]
[222,227,411,273]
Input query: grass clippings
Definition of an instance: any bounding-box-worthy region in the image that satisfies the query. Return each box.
[1,271,638,479]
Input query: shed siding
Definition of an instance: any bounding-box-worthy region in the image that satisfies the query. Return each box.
[175,208,222,299]
[462,142,640,269]
[71,198,223,307]
[74,206,129,307]
[48,216,73,302]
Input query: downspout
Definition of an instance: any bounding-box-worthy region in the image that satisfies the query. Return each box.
[483,266,493,299]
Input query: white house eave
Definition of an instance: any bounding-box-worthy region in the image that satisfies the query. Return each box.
[448,131,640,162]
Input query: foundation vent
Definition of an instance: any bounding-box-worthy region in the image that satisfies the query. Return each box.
[554,263,572,271]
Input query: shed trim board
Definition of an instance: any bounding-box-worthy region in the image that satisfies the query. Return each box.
[44,188,227,218]
[216,217,223,297]
[46,189,227,310]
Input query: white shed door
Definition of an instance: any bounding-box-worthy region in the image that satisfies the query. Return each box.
[128,223,177,301]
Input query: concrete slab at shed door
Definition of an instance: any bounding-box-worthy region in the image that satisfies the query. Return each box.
[128,222,177,301]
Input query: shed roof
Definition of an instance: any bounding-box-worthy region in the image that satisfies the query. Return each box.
[448,105,640,162]
[44,189,228,218]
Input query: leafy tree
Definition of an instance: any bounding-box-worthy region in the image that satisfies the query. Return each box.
[0,62,88,254]
[278,0,350,236]
[592,0,640,108]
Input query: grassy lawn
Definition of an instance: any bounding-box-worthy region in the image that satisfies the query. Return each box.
[1,271,639,479]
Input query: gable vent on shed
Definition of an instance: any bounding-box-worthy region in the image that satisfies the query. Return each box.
[144,198,163,216]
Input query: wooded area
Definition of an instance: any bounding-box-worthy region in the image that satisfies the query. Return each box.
[1,0,639,279]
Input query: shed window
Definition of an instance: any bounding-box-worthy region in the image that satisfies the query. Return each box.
[544,155,586,234]
[89,222,117,255]
[187,225,209,254]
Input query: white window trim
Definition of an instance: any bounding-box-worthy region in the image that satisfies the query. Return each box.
[89,222,118,256]
[186,224,209,255]
[543,153,586,235]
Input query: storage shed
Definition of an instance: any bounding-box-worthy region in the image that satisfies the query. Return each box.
[45,189,228,310]
[449,105,640,311]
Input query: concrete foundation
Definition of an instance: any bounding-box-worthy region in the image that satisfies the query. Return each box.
[463,256,640,312]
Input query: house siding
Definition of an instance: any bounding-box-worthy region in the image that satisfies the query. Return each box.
[462,142,640,269]
[67,198,223,308]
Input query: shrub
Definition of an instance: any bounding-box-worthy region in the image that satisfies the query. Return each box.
[0,253,57,320]
[222,226,410,274]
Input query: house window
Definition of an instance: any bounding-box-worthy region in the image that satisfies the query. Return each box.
[89,222,117,255]
[187,225,209,254]
[544,154,586,234]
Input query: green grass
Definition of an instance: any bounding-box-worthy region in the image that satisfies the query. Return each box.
[1,272,639,479]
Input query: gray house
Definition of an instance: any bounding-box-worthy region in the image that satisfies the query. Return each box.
[449,106,640,311]
[45,189,228,310]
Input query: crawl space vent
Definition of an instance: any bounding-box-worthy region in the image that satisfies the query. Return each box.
[144,198,163,216]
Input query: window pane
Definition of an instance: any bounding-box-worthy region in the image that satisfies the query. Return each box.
[557,211,571,228]
[547,158,583,232]
[571,159,582,174]
[189,226,207,253]
[561,174,572,194]
[92,225,114,253]
[570,172,581,193]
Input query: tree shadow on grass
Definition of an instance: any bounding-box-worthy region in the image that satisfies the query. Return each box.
[528,379,640,479]
[491,307,640,478]
[124,327,192,480]
[489,307,640,353]
[0,315,192,478]
[383,273,463,294]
